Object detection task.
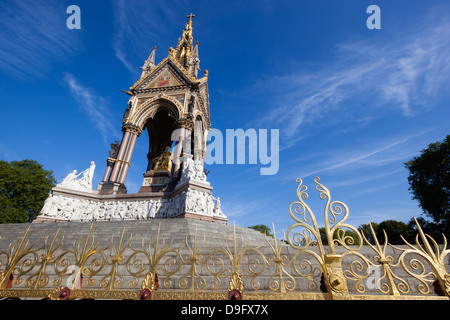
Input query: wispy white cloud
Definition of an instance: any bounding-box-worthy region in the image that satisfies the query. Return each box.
[111,0,178,77]
[327,169,404,189]
[350,180,405,197]
[63,73,120,143]
[349,204,422,226]
[0,0,82,79]
[254,6,450,141]
[221,194,274,224]
[294,132,424,180]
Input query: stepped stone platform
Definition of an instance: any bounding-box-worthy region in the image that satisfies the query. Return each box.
[0,219,448,297]
[0,219,275,293]
[0,219,267,248]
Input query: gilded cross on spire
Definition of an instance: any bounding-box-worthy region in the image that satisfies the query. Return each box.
[185,13,195,33]
[172,13,198,67]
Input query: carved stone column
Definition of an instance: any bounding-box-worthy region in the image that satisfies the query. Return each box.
[108,131,131,183]
[101,158,115,182]
[118,133,138,184]
[115,124,142,184]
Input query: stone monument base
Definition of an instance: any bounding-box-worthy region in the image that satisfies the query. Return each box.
[95,181,127,195]
[139,170,172,193]
[38,178,227,223]
[39,157,227,224]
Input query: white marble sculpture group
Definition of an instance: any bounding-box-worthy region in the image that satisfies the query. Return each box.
[40,191,224,221]
[39,159,225,221]
[57,161,96,192]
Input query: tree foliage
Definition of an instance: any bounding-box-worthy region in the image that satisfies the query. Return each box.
[248,224,273,237]
[377,220,416,244]
[358,223,378,244]
[0,159,56,223]
[404,135,450,237]
[318,221,416,246]
[319,227,361,246]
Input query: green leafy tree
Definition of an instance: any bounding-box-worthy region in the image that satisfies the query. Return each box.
[319,227,360,246]
[358,222,379,244]
[376,220,414,244]
[0,159,56,223]
[404,135,450,238]
[248,224,273,237]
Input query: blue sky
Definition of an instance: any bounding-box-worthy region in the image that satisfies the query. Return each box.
[0,0,449,237]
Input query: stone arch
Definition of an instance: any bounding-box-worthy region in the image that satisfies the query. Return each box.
[144,109,178,171]
[128,96,183,131]
[112,97,184,179]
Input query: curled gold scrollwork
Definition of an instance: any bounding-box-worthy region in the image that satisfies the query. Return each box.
[392,218,450,296]
[286,179,325,260]
[265,225,295,293]
[244,251,266,291]
[0,227,37,289]
[314,177,363,254]
[161,251,183,289]
[205,250,229,290]
[24,230,63,290]
[291,252,324,292]
[127,223,182,289]
[53,224,107,289]
[178,228,206,291]
[98,227,131,290]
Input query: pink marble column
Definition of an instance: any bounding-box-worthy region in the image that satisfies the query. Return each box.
[101,163,113,182]
[118,133,138,184]
[109,131,131,183]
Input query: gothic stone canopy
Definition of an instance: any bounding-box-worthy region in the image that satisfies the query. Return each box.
[37,14,227,224]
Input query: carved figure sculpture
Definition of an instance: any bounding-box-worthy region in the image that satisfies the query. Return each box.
[109,141,120,158]
[153,147,173,172]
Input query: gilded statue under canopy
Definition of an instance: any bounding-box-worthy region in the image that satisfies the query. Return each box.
[153,146,173,172]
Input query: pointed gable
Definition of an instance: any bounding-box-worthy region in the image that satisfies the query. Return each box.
[130,58,200,92]
[145,66,182,89]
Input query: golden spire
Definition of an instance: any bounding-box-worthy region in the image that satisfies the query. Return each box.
[186,13,195,31]
[175,13,196,65]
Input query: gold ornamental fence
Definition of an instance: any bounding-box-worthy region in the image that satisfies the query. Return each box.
[0,177,449,300]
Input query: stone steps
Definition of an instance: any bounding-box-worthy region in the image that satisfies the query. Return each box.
[0,220,448,296]
[0,220,267,247]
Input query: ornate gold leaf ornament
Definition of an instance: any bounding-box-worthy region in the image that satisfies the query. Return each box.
[227,272,244,300]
